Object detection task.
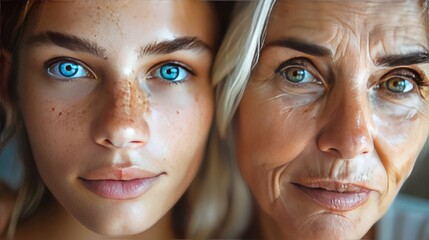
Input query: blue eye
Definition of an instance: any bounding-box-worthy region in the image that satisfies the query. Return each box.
[47,59,93,80]
[155,63,189,83]
[282,67,315,83]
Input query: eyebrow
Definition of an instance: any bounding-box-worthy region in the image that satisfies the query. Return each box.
[26,31,107,59]
[137,37,210,58]
[376,51,429,67]
[265,38,332,57]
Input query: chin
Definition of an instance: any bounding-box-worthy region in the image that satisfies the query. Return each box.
[82,218,151,237]
[72,205,157,237]
[296,213,370,240]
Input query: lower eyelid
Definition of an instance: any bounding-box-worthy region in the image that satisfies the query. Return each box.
[44,58,95,79]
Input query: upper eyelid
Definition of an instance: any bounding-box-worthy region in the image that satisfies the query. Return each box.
[45,57,95,77]
[147,61,196,77]
[275,57,322,76]
[276,57,324,81]
[380,67,426,86]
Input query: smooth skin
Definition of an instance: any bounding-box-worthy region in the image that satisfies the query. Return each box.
[5,1,217,239]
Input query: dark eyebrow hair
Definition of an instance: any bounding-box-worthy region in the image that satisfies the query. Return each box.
[138,37,210,58]
[26,31,107,59]
[265,38,332,57]
[376,51,429,67]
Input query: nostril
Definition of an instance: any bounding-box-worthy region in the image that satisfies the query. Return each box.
[98,139,119,148]
[327,148,342,158]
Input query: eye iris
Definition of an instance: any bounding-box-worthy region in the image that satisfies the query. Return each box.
[161,65,179,81]
[386,78,406,93]
[286,67,306,83]
[59,62,79,77]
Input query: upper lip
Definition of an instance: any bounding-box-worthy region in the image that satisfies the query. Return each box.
[80,166,164,181]
[293,180,374,193]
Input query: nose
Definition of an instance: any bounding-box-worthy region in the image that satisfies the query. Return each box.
[316,91,374,159]
[92,79,149,149]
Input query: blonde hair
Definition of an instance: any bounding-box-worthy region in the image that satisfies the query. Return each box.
[214,0,275,137]
[184,1,276,238]
[1,2,46,239]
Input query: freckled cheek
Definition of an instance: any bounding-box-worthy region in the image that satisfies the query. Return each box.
[18,85,89,178]
[149,89,213,170]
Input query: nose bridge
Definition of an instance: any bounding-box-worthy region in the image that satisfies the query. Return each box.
[93,75,150,149]
[339,90,371,141]
[110,79,149,120]
[317,81,374,159]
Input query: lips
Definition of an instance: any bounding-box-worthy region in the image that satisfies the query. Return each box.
[292,181,372,212]
[80,167,164,200]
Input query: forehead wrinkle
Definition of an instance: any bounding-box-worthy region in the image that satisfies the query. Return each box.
[270,0,428,70]
[366,1,428,59]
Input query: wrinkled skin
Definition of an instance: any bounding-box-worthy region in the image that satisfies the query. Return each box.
[11,0,216,238]
[237,1,429,239]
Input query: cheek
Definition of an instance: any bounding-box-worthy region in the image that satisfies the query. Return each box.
[18,76,92,188]
[236,86,316,202]
[149,84,213,181]
[374,116,429,189]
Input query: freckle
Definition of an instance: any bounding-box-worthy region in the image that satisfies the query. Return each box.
[58,112,62,116]
[176,110,180,115]
[163,158,166,161]
[51,107,55,111]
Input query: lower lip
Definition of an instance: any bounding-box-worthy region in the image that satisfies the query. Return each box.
[80,177,159,200]
[294,184,371,211]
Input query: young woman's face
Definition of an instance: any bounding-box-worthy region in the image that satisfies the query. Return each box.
[17,1,216,236]
[237,0,429,239]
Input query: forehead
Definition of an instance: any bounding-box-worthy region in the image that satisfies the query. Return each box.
[267,0,428,55]
[25,0,217,47]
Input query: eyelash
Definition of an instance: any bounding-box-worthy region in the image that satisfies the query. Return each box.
[273,57,429,99]
[44,57,95,81]
[275,57,324,85]
[377,68,428,97]
[147,61,195,85]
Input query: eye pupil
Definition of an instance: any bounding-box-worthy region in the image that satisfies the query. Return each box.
[286,67,306,83]
[386,78,406,93]
[161,65,179,81]
[59,62,79,77]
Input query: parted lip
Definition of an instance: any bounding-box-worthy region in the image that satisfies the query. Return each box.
[292,179,375,193]
[79,166,165,199]
[292,180,373,211]
[80,166,164,181]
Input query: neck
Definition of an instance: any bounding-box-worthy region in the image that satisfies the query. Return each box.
[16,193,175,240]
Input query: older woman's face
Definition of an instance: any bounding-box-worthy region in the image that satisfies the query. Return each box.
[17,0,215,236]
[237,0,429,239]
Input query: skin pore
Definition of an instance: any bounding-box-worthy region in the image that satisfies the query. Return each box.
[9,1,217,239]
[236,1,429,239]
